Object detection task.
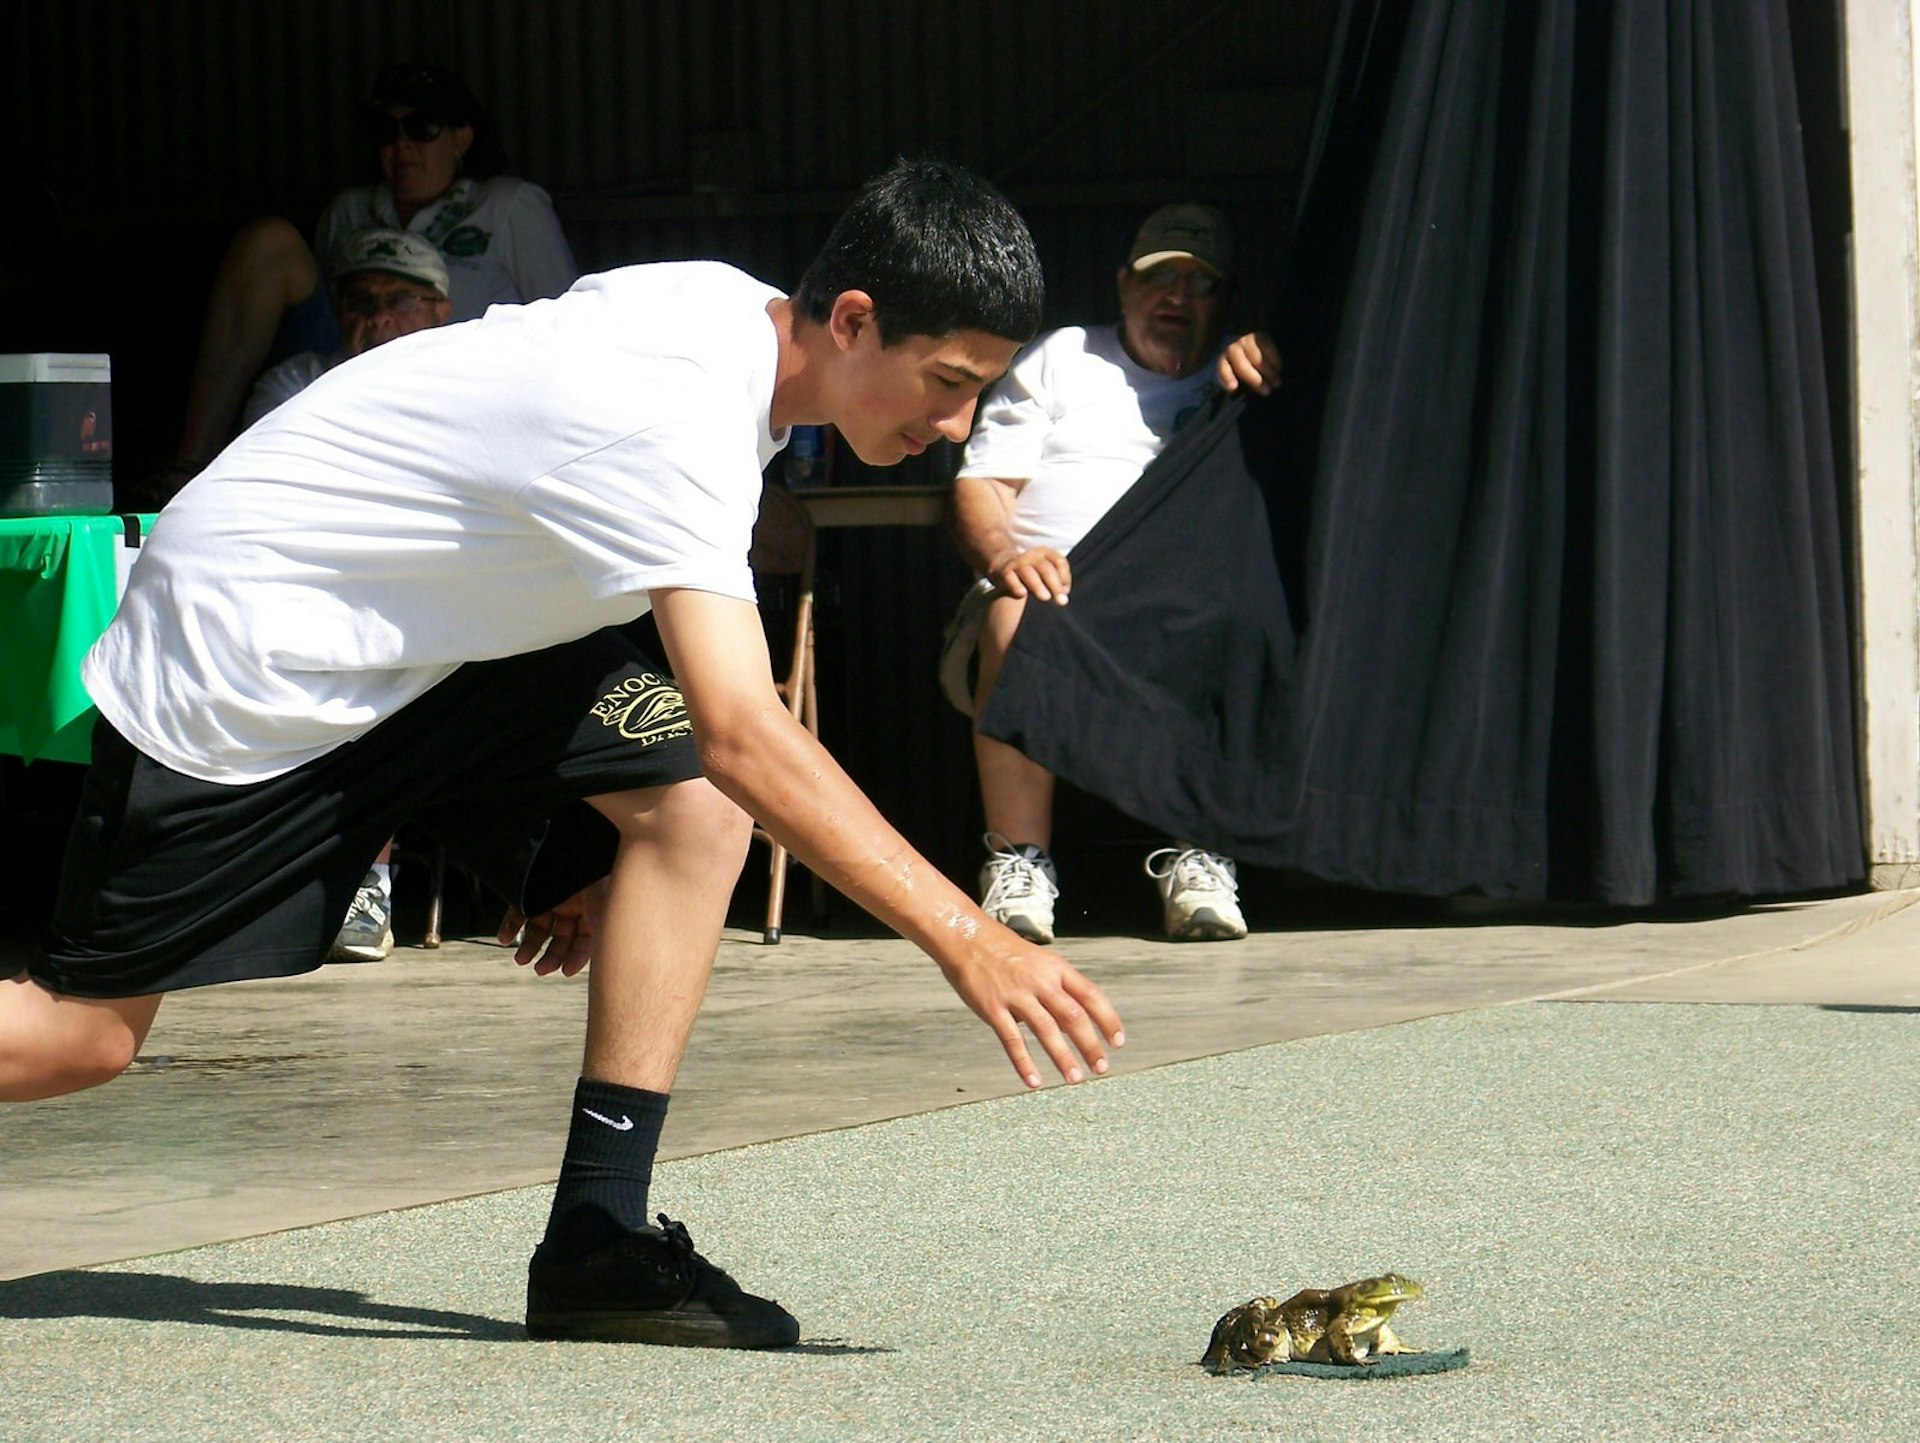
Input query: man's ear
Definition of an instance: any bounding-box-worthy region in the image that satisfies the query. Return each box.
[827,290,879,352]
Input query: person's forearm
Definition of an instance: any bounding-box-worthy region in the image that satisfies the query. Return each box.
[948,477,1021,579]
[654,586,1120,1087]
[697,702,987,959]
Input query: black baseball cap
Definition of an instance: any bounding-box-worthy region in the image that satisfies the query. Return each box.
[366,63,478,122]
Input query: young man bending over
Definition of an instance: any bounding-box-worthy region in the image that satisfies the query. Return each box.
[0,159,1123,1349]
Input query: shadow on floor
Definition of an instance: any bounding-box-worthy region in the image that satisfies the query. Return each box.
[0,1269,524,1341]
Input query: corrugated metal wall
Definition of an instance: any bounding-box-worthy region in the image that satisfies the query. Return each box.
[4,0,1332,914]
[9,0,1326,311]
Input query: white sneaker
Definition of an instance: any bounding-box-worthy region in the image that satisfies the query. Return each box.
[331,869,394,962]
[978,832,1060,945]
[1144,846,1247,942]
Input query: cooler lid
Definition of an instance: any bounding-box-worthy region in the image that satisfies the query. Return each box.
[0,352,112,383]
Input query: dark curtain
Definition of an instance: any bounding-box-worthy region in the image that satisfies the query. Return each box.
[979,0,1863,904]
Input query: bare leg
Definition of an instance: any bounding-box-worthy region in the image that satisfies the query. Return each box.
[0,974,164,1101]
[972,592,1056,850]
[165,216,322,487]
[579,778,753,1089]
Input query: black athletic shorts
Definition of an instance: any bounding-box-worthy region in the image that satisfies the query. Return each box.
[33,628,704,998]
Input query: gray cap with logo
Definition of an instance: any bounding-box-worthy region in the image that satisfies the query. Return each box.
[329,228,451,298]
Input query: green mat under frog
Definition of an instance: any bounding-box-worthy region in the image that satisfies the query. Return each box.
[1250,1346,1471,1380]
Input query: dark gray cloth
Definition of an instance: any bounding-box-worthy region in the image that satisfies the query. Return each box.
[980,0,1863,904]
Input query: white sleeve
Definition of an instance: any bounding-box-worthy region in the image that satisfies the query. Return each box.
[495,180,580,302]
[956,345,1054,482]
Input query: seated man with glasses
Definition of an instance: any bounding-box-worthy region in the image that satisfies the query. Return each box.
[942,204,1282,945]
[240,228,454,428]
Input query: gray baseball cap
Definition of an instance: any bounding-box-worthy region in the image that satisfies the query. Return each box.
[330,228,451,298]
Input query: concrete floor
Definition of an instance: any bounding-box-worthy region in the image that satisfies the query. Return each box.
[3,887,1917,1440]
[4,886,1914,1280]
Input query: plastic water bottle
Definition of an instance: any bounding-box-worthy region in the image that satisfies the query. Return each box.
[784,424,826,488]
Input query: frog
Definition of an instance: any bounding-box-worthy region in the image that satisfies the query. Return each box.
[1200,1295,1286,1375]
[1201,1274,1426,1374]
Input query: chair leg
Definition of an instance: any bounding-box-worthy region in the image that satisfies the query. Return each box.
[763,837,789,945]
[425,843,446,949]
[762,590,814,946]
[796,590,824,925]
[798,593,818,738]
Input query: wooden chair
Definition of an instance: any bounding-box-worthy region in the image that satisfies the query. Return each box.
[748,481,822,942]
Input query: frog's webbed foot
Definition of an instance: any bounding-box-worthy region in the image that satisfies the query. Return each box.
[1373,1323,1421,1355]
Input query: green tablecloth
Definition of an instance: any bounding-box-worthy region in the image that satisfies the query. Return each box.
[0,513,148,765]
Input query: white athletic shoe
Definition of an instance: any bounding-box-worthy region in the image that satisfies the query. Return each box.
[978,832,1060,945]
[1144,846,1247,942]
[331,869,394,962]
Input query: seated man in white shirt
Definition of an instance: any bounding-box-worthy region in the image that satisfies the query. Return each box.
[944,204,1281,944]
[241,227,455,429]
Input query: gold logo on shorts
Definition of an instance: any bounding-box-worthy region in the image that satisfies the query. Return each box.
[590,673,693,744]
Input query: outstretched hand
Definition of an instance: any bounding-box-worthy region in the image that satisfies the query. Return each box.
[938,925,1126,1088]
[1216,330,1283,395]
[497,878,608,977]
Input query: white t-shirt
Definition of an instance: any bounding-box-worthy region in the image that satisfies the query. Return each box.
[316,175,578,322]
[240,350,339,430]
[88,261,788,784]
[955,324,1216,556]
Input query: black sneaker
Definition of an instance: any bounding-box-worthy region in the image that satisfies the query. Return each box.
[526,1214,800,1347]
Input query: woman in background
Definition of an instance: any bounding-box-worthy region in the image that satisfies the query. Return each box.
[149,61,577,501]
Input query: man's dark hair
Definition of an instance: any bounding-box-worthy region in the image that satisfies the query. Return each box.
[794,158,1043,347]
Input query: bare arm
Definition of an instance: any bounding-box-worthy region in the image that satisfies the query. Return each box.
[650,586,1124,1086]
[948,474,1072,605]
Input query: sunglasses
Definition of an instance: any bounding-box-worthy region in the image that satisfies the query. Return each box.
[367,112,448,146]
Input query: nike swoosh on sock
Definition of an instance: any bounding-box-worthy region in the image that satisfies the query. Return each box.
[582,1108,635,1131]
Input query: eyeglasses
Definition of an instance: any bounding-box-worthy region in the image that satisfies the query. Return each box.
[337,288,440,319]
[366,111,448,146]
[1135,263,1226,299]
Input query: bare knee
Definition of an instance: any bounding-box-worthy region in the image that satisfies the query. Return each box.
[0,980,155,1102]
[224,215,312,268]
[19,1033,139,1100]
[217,216,320,305]
[592,778,754,862]
[673,781,756,864]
